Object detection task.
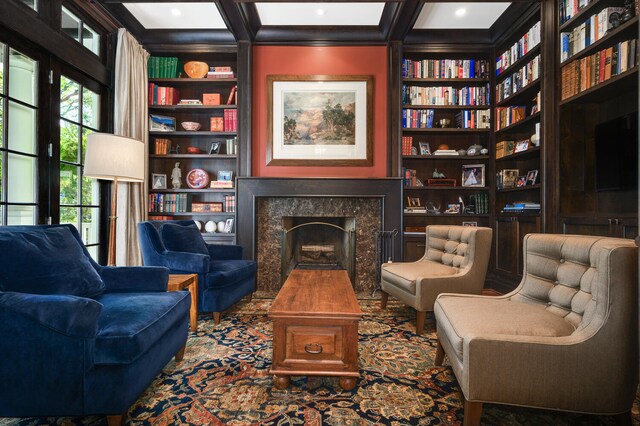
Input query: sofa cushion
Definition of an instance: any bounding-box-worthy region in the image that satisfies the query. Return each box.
[382,261,457,294]
[94,291,190,365]
[206,260,257,289]
[434,295,576,361]
[160,223,208,255]
[0,227,105,298]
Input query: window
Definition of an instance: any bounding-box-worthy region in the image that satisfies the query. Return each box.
[0,44,39,226]
[59,75,102,259]
[18,0,37,11]
[61,6,100,56]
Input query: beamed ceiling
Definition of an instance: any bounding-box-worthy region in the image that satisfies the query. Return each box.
[95,1,539,49]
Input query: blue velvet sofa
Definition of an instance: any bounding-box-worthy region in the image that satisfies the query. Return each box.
[138,220,256,323]
[0,224,191,425]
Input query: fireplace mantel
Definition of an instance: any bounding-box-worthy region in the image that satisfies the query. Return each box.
[237,177,403,260]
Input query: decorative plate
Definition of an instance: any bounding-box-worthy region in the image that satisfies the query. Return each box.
[184,61,208,79]
[186,169,210,189]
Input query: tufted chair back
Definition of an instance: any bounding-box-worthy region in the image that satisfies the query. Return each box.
[510,233,638,333]
[421,225,480,271]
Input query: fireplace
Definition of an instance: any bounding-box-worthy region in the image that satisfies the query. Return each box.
[281,216,356,284]
[235,178,403,297]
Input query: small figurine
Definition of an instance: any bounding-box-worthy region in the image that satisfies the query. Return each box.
[432,169,446,178]
[171,162,182,189]
[169,144,180,154]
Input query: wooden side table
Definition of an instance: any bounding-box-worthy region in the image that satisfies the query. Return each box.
[168,274,198,332]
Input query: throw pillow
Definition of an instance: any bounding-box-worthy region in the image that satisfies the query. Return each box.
[0,226,106,298]
[160,223,209,255]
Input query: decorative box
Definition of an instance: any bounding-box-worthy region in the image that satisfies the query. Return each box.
[191,202,223,213]
[203,93,221,105]
[210,117,224,132]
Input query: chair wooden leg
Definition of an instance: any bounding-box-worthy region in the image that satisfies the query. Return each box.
[434,339,445,366]
[107,414,124,426]
[380,291,389,309]
[175,344,186,362]
[462,399,483,426]
[247,292,253,302]
[416,310,426,335]
[212,312,221,324]
[613,411,632,426]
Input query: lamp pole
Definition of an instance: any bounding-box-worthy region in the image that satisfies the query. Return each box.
[108,176,118,266]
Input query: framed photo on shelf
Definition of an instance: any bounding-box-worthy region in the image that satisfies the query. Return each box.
[419,142,431,155]
[526,169,539,185]
[461,164,485,187]
[462,221,478,227]
[407,196,421,208]
[516,176,527,187]
[209,142,221,154]
[502,169,519,188]
[445,204,461,214]
[266,74,373,166]
[514,139,530,153]
[217,170,233,181]
[151,173,167,189]
[223,218,234,233]
[149,114,176,132]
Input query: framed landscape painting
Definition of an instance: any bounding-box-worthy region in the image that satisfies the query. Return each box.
[267,75,373,166]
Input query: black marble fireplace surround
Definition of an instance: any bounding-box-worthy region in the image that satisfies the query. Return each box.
[236,178,403,296]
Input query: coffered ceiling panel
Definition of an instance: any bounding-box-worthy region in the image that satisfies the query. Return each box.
[414,2,511,29]
[254,2,386,26]
[123,2,227,29]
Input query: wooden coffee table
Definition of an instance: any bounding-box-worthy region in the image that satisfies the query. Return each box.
[269,269,362,390]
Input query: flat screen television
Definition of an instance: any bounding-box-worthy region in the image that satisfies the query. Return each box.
[594,113,638,192]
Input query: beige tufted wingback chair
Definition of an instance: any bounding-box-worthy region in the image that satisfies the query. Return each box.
[434,233,638,425]
[380,225,493,334]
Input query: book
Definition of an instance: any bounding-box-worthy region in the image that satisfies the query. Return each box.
[226,85,237,105]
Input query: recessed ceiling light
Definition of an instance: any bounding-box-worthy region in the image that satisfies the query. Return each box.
[316,8,325,16]
[170,8,182,17]
[455,8,467,17]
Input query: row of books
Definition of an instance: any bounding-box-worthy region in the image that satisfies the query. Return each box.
[560,8,625,62]
[402,59,490,79]
[148,56,181,79]
[495,106,527,130]
[560,0,594,24]
[455,110,491,129]
[207,66,235,79]
[401,84,490,106]
[402,109,434,129]
[149,193,190,213]
[154,138,171,155]
[148,83,180,106]
[224,195,236,213]
[496,21,541,76]
[470,193,490,215]
[401,136,415,156]
[561,39,637,100]
[495,55,541,103]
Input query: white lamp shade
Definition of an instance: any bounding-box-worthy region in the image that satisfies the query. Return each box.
[84,133,145,182]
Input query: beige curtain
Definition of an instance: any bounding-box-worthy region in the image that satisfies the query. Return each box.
[113,28,149,265]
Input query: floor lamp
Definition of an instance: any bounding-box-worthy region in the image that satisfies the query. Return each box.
[84,133,145,266]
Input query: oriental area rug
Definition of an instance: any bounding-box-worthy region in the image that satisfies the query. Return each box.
[2,299,638,425]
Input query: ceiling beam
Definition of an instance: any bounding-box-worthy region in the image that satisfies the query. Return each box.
[388,0,422,41]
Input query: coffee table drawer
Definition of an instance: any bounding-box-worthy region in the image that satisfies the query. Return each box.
[285,326,343,362]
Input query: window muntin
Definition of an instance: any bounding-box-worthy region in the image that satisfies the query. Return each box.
[61,6,101,56]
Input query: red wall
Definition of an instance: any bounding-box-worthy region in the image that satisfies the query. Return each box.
[252,45,388,177]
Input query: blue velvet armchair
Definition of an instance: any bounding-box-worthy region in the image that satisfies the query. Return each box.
[0,224,191,425]
[138,220,256,323]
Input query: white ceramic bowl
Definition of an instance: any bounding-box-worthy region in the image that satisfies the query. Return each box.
[181,121,202,131]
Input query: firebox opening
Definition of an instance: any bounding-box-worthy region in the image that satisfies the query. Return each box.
[281,216,356,285]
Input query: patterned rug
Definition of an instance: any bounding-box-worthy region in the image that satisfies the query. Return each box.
[2,299,638,425]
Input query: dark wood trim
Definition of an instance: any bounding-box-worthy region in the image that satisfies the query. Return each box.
[218,0,253,41]
[235,2,260,41]
[253,27,388,44]
[0,1,109,85]
[405,29,492,45]
[237,41,252,177]
[379,2,402,40]
[99,3,146,41]
[141,30,236,51]
[491,3,541,50]
[388,0,422,41]
[389,41,402,177]
[541,0,556,234]
[236,177,404,262]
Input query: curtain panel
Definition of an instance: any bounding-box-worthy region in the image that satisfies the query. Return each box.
[113,28,149,265]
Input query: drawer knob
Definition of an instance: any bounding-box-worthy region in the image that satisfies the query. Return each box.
[304,343,323,354]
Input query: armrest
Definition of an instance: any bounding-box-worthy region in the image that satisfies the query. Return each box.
[0,292,102,338]
[164,250,209,274]
[207,244,243,260]
[99,266,169,292]
[417,273,485,310]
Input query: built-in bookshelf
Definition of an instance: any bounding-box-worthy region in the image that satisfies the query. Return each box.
[557,0,638,244]
[147,52,239,243]
[492,9,544,282]
[400,51,492,261]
